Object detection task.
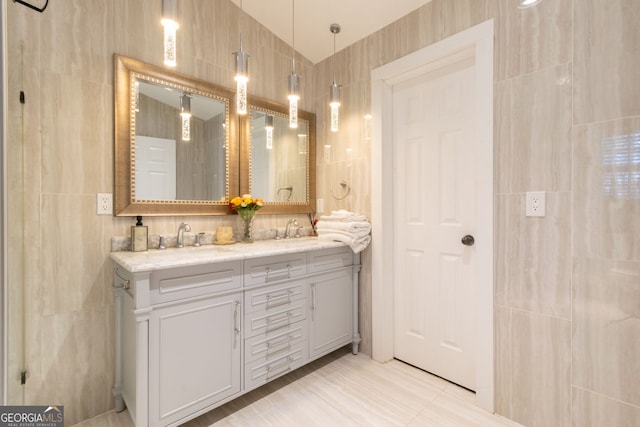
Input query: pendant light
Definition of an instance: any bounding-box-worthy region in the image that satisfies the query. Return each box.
[161,0,179,67]
[233,0,249,115]
[180,93,191,142]
[329,24,341,132]
[288,0,300,129]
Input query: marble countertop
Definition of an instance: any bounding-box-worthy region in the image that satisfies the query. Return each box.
[110,237,347,273]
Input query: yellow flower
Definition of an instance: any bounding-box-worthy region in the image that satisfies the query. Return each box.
[230,195,263,213]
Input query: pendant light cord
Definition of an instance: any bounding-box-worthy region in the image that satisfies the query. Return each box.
[332,31,336,82]
[291,0,296,73]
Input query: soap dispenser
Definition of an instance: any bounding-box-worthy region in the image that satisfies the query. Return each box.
[131,216,148,252]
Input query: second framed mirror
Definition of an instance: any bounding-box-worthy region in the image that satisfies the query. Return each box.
[241,97,316,214]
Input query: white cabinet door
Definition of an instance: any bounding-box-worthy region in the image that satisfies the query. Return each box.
[309,268,353,359]
[149,293,242,426]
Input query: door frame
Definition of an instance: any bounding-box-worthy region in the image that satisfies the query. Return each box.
[371,19,494,411]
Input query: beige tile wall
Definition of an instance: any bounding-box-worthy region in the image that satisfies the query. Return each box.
[6,0,640,425]
[312,0,639,426]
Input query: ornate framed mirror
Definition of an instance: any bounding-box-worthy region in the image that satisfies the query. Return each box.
[114,54,238,216]
[241,96,316,214]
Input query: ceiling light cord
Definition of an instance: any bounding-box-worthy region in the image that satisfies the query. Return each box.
[332,31,336,82]
[239,0,243,49]
[291,0,296,73]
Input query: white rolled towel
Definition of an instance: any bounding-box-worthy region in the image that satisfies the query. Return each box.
[316,227,370,240]
[318,232,371,254]
[320,210,368,222]
[316,220,371,235]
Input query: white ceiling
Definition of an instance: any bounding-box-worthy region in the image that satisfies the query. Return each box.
[230,0,433,64]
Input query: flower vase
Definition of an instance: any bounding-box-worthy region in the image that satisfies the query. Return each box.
[238,210,256,243]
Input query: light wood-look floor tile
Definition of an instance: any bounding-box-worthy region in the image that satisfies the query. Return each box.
[74,348,522,427]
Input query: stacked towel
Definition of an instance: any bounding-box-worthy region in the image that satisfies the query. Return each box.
[316,210,371,253]
[320,209,368,222]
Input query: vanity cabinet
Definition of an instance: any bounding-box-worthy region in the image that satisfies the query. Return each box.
[310,268,354,358]
[111,241,360,427]
[149,292,242,426]
[309,248,358,358]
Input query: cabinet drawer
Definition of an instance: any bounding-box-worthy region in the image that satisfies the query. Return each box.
[244,281,306,314]
[244,341,309,390]
[244,303,307,338]
[150,261,242,304]
[244,322,307,364]
[309,246,352,273]
[244,253,307,287]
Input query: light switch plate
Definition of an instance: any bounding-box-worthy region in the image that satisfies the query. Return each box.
[526,191,545,217]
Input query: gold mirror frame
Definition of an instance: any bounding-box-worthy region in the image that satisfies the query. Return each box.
[114,54,238,216]
[240,95,316,214]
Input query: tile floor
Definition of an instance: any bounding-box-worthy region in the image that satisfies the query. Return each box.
[73,348,522,426]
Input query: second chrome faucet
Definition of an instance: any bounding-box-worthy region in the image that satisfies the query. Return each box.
[284,218,298,239]
[176,223,191,248]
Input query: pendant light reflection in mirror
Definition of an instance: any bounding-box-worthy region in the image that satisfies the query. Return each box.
[329,24,342,132]
[180,92,191,141]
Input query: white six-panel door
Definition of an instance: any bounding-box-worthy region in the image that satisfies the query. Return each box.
[392,57,477,390]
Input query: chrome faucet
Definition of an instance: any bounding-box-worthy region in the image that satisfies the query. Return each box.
[176,223,191,248]
[284,218,298,239]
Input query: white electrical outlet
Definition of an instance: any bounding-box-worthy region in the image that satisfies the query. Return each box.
[317,198,324,213]
[97,193,113,215]
[526,191,545,217]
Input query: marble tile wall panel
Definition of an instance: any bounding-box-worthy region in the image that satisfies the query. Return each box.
[573,0,640,125]
[39,194,113,317]
[28,306,115,426]
[181,0,234,73]
[572,387,640,427]
[572,257,640,406]
[495,0,572,81]
[434,0,497,39]
[496,193,572,319]
[496,308,571,427]
[112,0,162,66]
[494,305,511,417]
[40,0,114,83]
[572,117,640,262]
[40,74,113,195]
[495,63,572,194]
[365,9,432,73]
